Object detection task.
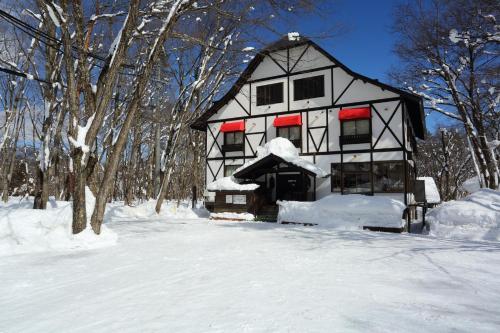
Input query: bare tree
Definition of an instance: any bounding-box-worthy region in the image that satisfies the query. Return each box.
[416,127,475,200]
[392,0,499,189]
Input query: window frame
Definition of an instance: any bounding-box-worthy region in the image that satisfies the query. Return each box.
[341,162,372,194]
[224,131,244,145]
[339,118,371,145]
[276,125,302,149]
[222,131,244,152]
[224,164,243,177]
[341,119,370,136]
[293,75,325,101]
[331,161,409,194]
[256,82,284,106]
[372,161,405,193]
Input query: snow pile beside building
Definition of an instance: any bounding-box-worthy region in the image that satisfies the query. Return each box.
[105,199,209,222]
[417,177,441,203]
[461,176,481,193]
[277,194,406,229]
[235,137,328,177]
[0,189,117,257]
[207,176,259,191]
[427,189,500,242]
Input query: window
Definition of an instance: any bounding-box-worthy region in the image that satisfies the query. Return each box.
[277,125,301,148]
[342,163,371,193]
[331,161,406,194]
[222,132,244,152]
[256,82,283,106]
[340,119,370,145]
[294,75,325,101]
[373,162,404,192]
[293,75,325,101]
[225,132,243,145]
[342,119,369,136]
[331,164,341,192]
[224,164,243,177]
[331,162,371,194]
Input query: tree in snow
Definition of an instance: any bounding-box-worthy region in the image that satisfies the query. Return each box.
[416,127,475,200]
[0,0,330,236]
[392,0,499,190]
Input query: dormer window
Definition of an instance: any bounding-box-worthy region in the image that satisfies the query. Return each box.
[256,82,283,106]
[293,75,324,101]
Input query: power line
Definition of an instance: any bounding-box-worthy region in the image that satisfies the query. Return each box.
[0,9,171,84]
[0,66,53,85]
[0,9,135,69]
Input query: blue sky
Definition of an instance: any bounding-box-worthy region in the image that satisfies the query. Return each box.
[272,0,445,132]
[300,0,401,82]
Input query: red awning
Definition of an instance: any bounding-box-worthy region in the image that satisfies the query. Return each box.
[338,107,371,121]
[220,121,245,132]
[273,115,302,127]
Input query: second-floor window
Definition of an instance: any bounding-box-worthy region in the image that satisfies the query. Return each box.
[256,82,283,106]
[277,125,301,148]
[223,132,244,152]
[294,75,325,100]
[342,119,369,136]
[225,131,243,145]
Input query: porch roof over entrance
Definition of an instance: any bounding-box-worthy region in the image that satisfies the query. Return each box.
[233,137,328,179]
[233,153,325,180]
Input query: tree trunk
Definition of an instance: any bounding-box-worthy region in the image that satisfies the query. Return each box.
[72,151,87,234]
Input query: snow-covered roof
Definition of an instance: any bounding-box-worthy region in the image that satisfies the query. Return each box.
[417,177,441,204]
[207,176,259,192]
[234,137,328,178]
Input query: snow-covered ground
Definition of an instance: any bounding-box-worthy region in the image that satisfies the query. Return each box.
[1,203,500,332]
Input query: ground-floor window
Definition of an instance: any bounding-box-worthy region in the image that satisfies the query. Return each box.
[224,164,242,177]
[331,161,406,194]
[373,162,404,192]
[331,164,342,192]
[331,162,371,194]
[342,163,371,193]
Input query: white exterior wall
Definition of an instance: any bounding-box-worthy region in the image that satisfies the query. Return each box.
[204,43,414,202]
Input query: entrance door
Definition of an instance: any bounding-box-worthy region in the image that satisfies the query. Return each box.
[276,173,306,201]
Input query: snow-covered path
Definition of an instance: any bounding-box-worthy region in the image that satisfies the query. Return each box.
[1,218,500,332]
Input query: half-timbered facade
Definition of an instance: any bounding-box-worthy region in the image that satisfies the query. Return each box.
[191,35,425,213]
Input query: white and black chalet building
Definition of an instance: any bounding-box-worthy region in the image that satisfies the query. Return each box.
[191,35,425,216]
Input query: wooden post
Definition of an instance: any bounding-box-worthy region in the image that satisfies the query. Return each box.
[192,185,197,208]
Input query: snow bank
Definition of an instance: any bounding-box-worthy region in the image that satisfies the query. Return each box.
[0,188,117,257]
[417,177,441,203]
[0,195,210,257]
[461,176,481,193]
[277,194,406,229]
[210,212,255,221]
[105,199,209,222]
[427,189,500,242]
[207,176,259,191]
[235,137,328,177]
